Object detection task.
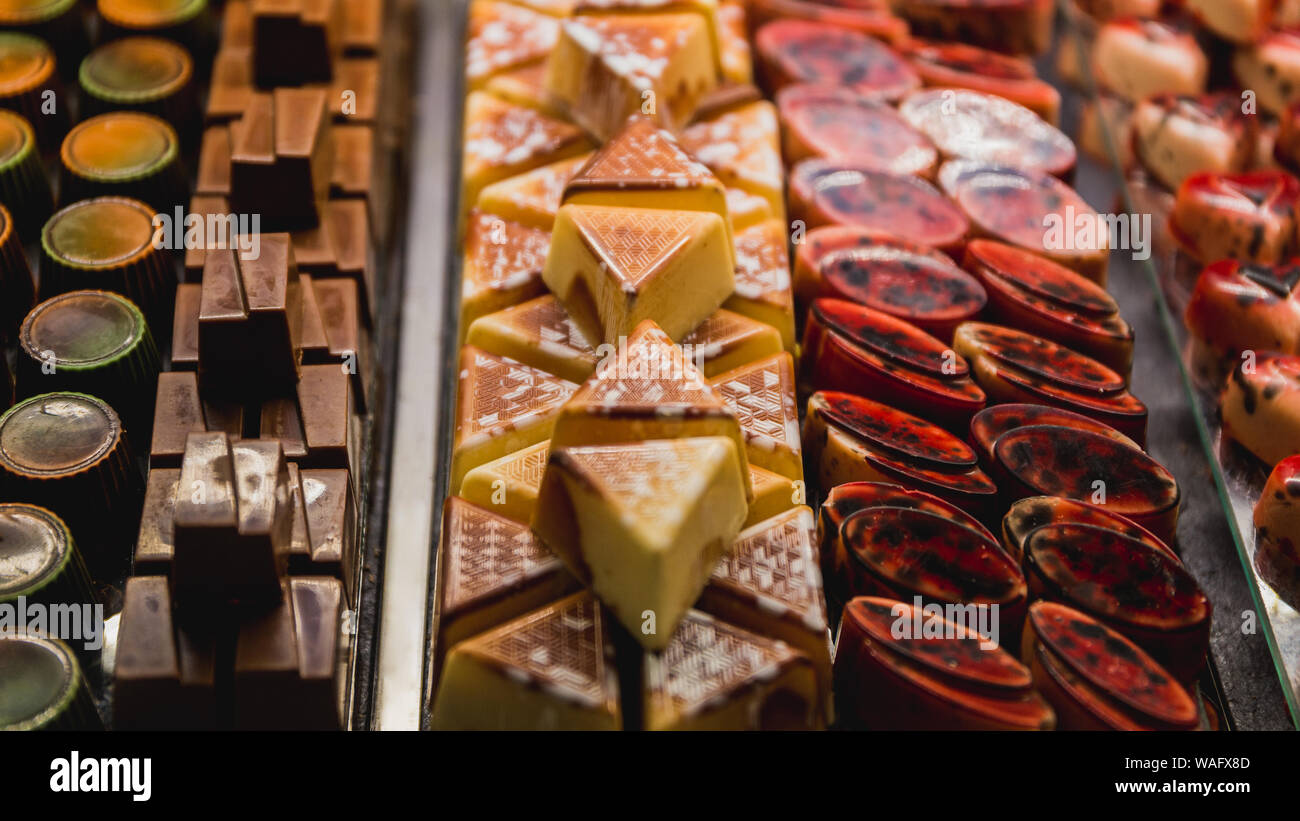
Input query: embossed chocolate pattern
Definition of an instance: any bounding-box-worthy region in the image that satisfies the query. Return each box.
[995,425,1177,515]
[846,596,1032,691]
[1024,525,1207,631]
[963,323,1125,393]
[815,391,976,469]
[842,506,1026,606]
[820,247,986,323]
[1003,496,1175,561]
[811,298,965,378]
[1029,601,1197,726]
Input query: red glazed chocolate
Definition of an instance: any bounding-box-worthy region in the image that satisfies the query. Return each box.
[818,481,996,600]
[1002,496,1177,564]
[1024,601,1199,731]
[963,240,1133,373]
[969,403,1139,469]
[1132,93,1258,192]
[792,225,954,307]
[994,424,1179,544]
[1185,258,1300,369]
[790,160,969,252]
[754,19,919,99]
[1022,524,1209,682]
[803,391,999,521]
[776,85,937,176]
[954,322,1148,445]
[840,506,1028,638]
[899,39,1060,123]
[834,596,1055,730]
[815,246,986,340]
[1254,454,1300,607]
[1170,170,1300,265]
[803,299,986,430]
[1276,100,1300,174]
[938,160,1108,284]
[898,89,1075,178]
[746,0,910,45]
[890,0,1054,56]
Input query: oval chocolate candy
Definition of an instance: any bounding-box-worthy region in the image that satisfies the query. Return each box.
[777,84,937,176]
[1252,454,1300,608]
[938,160,1108,284]
[754,19,919,100]
[816,245,986,341]
[1221,351,1300,467]
[1022,523,1209,682]
[969,402,1138,468]
[834,596,1054,730]
[792,224,955,307]
[899,88,1074,178]
[1024,601,1198,731]
[1170,169,1300,266]
[963,240,1133,374]
[898,39,1060,123]
[804,391,999,521]
[993,424,1178,543]
[789,160,969,252]
[804,299,985,431]
[1002,495,1176,564]
[954,322,1148,445]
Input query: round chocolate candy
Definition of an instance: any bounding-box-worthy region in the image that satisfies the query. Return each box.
[840,506,1027,639]
[804,390,999,521]
[0,392,142,571]
[1002,495,1176,564]
[898,39,1061,123]
[816,246,986,341]
[40,196,175,329]
[938,160,1108,284]
[754,19,919,100]
[0,503,93,607]
[0,31,65,147]
[0,109,52,239]
[97,0,215,58]
[834,596,1055,731]
[0,0,86,75]
[993,424,1178,543]
[18,290,161,440]
[1022,524,1208,682]
[78,36,197,137]
[1184,258,1300,387]
[1170,170,1300,267]
[963,240,1133,374]
[1023,601,1198,731]
[818,481,997,604]
[792,224,955,308]
[0,632,100,730]
[969,403,1139,469]
[803,299,986,431]
[0,202,34,341]
[954,322,1148,444]
[899,88,1074,179]
[1252,454,1300,608]
[60,111,185,210]
[746,0,909,44]
[789,160,969,252]
[776,84,937,176]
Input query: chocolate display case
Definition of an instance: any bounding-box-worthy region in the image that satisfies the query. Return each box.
[395,0,1296,731]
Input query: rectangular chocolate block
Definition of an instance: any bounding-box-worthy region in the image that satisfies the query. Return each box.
[171,283,201,370]
[300,468,357,600]
[298,273,332,363]
[329,58,379,123]
[114,576,217,730]
[151,371,205,467]
[135,468,180,573]
[259,396,308,459]
[196,125,234,196]
[207,49,253,124]
[341,0,382,55]
[331,124,372,199]
[323,198,373,324]
[183,195,233,282]
[310,276,367,411]
[230,89,333,229]
[296,363,354,473]
[252,0,339,87]
[223,0,254,51]
[291,223,337,276]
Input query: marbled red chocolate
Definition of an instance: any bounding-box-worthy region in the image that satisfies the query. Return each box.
[994,425,1179,543]
[1022,524,1209,682]
[954,322,1148,444]
[898,88,1074,178]
[1002,495,1176,563]
[789,160,969,252]
[803,391,999,519]
[815,246,986,340]
[803,299,986,430]
[1254,455,1300,606]
[834,596,1055,730]
[792,224,954,306]
[938,160,1108,283]
[1185,259,1300,363]
[776,84,937,175]
[1170,170,1300,265]
[1024,601,1199,730]
[746,0,910,44]
[754,19,919,99]
[963,240,1133,373]
[899,39,1060,123]
[969,403,1139,468]
[890,0,1054,56]
[840,506,1027,637]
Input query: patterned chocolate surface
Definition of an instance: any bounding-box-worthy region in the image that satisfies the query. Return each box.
[1024,524,1207,631]
[818,246,986,324]
[565,116,717,194]
[463,92,589,179]
[441,497,564,614]
[553,438,733,523]
[679,102,784,201]
[710,507,825,632]
[995,425,1178,516]
[732,219,791,304]
[569,321,724,412]
[964,240,1117,318]
[462,210,551,296]
[711,354,799,458]
[959,322,1126,394]
[841,506,1026,605]
[560,13,703,85]
[811,391,976,470]
[1227,351,1300,416]
[755,19,919,99]
[1171,170,1300,262]
[455,346,577,448]
[462,591,619,711]
[568,205,716,292]
[970,404,1137,462]
[1029,601,1197,728]
[811,299,965,378]
[791,161,968,248]
[777,84,937,174]
[1003,496,1176,562]
[466,0,560,84]
[821,482,995,544]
